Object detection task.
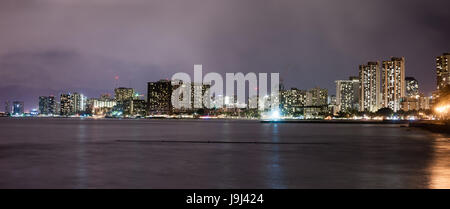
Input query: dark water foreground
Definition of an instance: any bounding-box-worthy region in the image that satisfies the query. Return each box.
[0,118,449,189]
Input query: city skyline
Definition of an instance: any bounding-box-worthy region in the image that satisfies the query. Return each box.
[1,0,450,111]
[0,53,447,114]
[0,54,445,112]
[1,0,450,192]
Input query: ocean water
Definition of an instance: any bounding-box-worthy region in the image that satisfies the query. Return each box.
[0,118,449,189]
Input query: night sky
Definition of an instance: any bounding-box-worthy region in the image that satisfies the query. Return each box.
[0,0,449,111]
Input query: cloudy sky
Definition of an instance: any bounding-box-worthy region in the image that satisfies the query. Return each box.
[0,0,449,110]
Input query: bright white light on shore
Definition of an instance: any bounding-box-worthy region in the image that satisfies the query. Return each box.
[408,116,416,121]
[271,110,280,119]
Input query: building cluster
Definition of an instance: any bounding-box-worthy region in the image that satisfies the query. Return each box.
[2,89,145,117]
[146,80,249,117]
[1,53,449,119]
[278,53,449,119]
[3,101,25,116]
[279,87,329,119]
[332,56,444,115]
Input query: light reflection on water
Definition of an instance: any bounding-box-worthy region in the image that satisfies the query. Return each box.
[428,136,450,189]
[76,124,87,188]
[268,124,286,189]
[0,118,449,189]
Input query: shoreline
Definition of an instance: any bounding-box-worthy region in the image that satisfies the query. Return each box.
[409,120,450,135]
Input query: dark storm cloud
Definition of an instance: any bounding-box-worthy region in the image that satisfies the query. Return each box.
[0,0,449,110]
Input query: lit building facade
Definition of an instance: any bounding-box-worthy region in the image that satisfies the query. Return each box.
[12,101,24,115]
[87,97,117,116]
[147,80,173,114]
[306,87,328,107]
[114,87,135,102]
[405,77,419,97]
[280,88,306,116]
[335,76,360,112]
[39,96,57,115]
[401,94,432,111]
[60,94,74,116]
[359,62,380,112]
[59,93,87,116]
[436,53,450,91]
[114,88,136,116]
[191,83,211,110]
[382,57,405,112]
[92,99,116,109]
[72,93,87,114]
[328,95,338,115]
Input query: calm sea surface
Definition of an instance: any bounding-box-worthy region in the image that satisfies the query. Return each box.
[0,118,449,189]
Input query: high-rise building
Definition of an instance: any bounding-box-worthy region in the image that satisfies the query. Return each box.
[382,57,405,112]
[306,87,328,107]
[191,82,211,110]
[12,101,24,115]
[114,88,137,117]
[39,96,57,115]
[359,62,380,112]
[72,93,87,114]
[436,53,450,91]
[335,76,360,112]
[280,88,307,116]
[147,80,173,114]
[114,87,135,102]
[405,77,419,97]
[60,94,74,116]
